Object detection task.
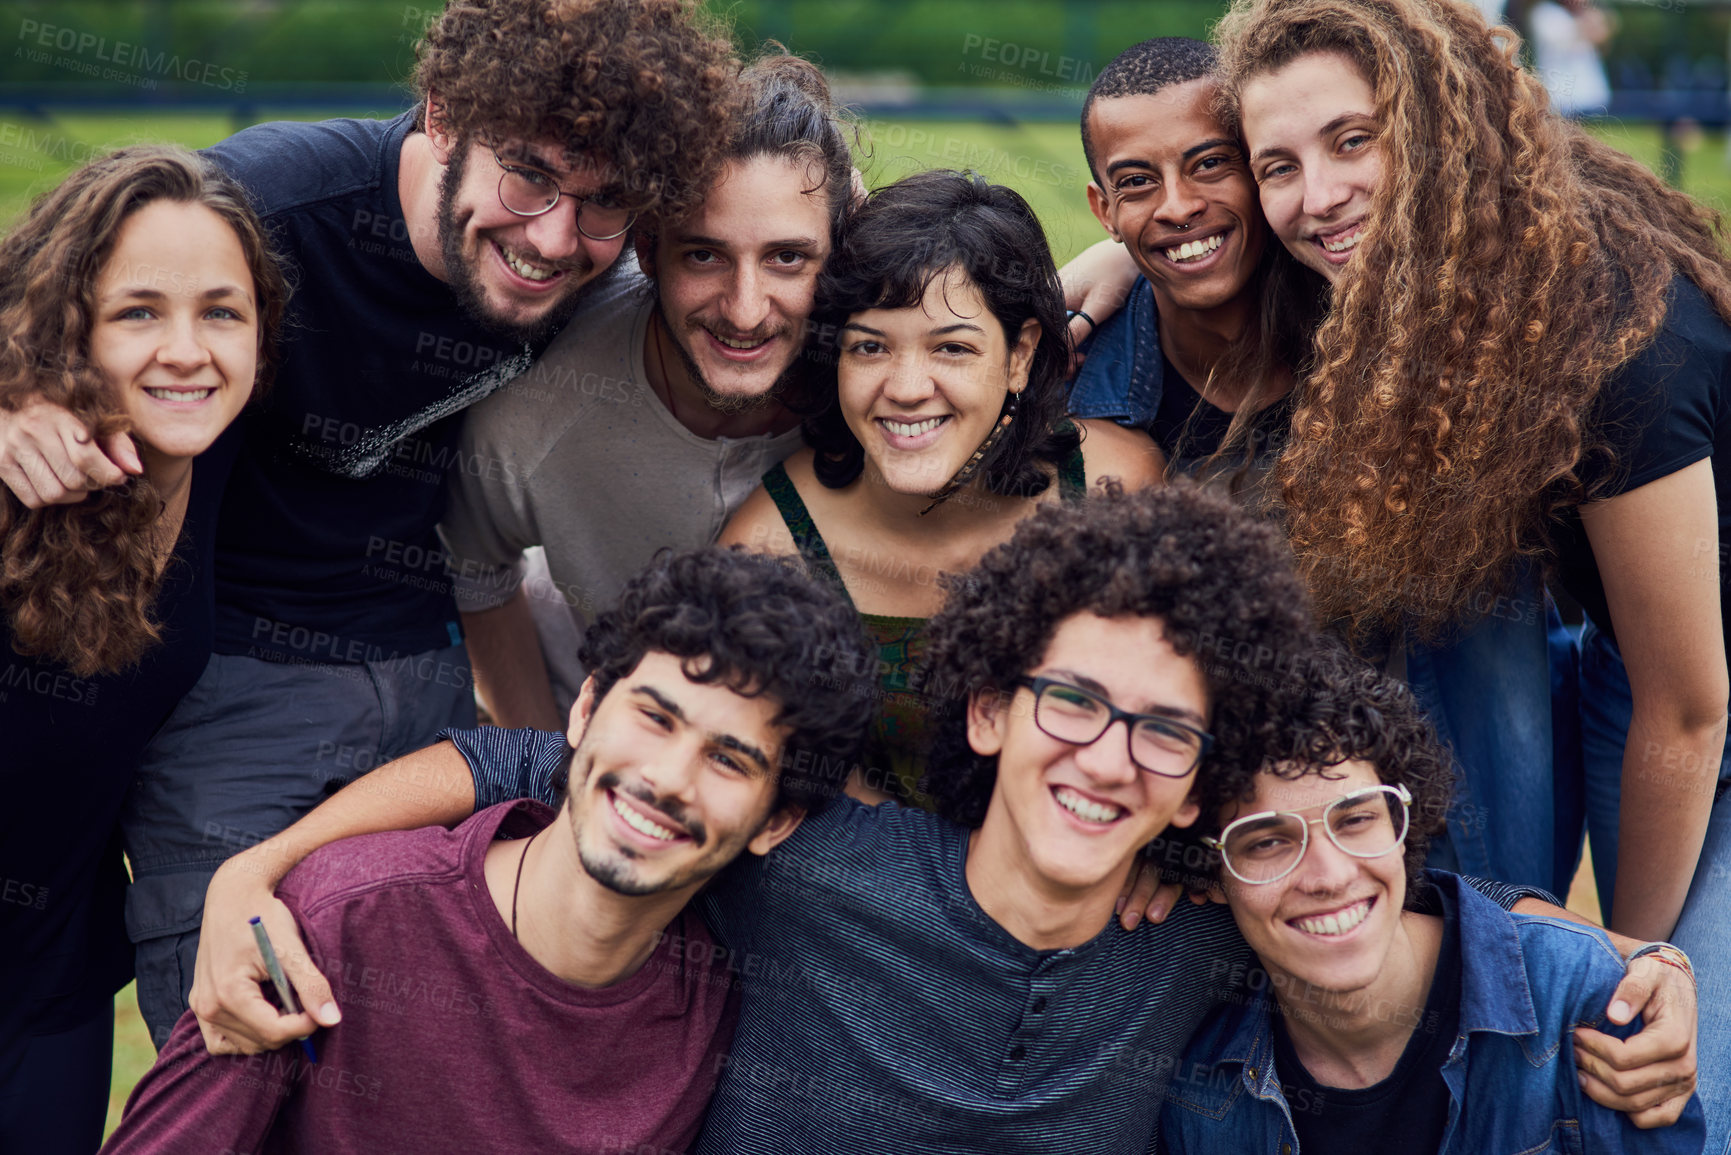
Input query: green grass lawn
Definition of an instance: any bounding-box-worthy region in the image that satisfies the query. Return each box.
[108,982,155,1136]
[7,109,1731,264]
[0,104,1656,1136]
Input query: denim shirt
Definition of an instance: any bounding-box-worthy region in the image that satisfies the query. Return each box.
[1160,871,1707,1155]
[1067,274,1163,428]
[1065,282,1562,895]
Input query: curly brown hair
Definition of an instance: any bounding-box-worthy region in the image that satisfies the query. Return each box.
[579,546,876,812]
[919,482,1318,828]
[1215,0,1731,640]
[1195,638,1455,905]
[414,0,742,220]
[0,146,287,677]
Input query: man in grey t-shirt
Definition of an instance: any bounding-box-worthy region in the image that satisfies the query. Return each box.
[440,57,854,727]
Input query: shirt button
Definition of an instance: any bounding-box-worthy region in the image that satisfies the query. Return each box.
[1031,997,1048,1014]
[1247,1066,1257,1080]
[1009,1045,1027,1061]
[1282,1145,1292,1155]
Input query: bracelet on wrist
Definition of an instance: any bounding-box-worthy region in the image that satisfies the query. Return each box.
[1629,941,1697,988]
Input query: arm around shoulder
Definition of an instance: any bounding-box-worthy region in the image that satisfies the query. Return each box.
[190,738,483,1055]
[1539,922,1711,1151]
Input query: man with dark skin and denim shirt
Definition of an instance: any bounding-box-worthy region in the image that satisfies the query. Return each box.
[190,488,1699,1150]
[1066,36,1298,480]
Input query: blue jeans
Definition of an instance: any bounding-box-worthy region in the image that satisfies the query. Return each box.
[1579,617,1731,1155]
[121,646,476,1047]
[1409,575,1563,894]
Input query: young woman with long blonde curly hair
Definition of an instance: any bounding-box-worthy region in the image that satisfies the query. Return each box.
[0,146,285,1153]
[1214,0,1731,1141]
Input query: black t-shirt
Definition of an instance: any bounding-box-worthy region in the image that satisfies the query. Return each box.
[1553,274,1730,658]
[1149,355,1293,477]
[1271,907,1462,1155]
[0,429,239,1046]
[204,113,536,661]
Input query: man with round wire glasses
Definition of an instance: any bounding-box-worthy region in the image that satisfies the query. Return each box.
[1162,641,1706,1155]
[490,147,637,241]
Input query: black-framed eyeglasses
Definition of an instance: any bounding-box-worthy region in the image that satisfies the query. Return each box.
[1202,783,1413,885]
[1013,675,1213,779]
[492,150,635,241]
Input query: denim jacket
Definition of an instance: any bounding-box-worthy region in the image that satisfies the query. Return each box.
[1159,871,1706,1155]
[1066,285,1564,895]
[1067,274,1163,428]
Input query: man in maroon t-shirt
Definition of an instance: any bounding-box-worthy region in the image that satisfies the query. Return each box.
[102,549,874,1155]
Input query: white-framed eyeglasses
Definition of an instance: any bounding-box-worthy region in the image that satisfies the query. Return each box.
[1202,783,1413,885]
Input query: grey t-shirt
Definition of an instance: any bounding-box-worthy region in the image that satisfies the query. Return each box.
[438,264,804,707]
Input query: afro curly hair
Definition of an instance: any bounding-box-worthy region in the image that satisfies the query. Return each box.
[1195,637,1456,905]
[919,482,1317,828]
[414,0,743,220]
[578,546,876,813]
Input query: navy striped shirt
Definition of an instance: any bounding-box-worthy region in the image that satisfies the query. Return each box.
[447,725,1550,1154]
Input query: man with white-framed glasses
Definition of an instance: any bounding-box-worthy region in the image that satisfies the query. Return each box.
[1206,781,1412,886]
[1164,641,1706,1155]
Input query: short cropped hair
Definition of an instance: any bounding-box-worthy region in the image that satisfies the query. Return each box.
[1198,638,1455,904]
[414,0,741,220]
[920,483,1317,828]
[1081,37,1220,181]
[579,547,876,812]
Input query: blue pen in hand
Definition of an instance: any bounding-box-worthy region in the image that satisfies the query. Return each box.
[250,916,319,1064]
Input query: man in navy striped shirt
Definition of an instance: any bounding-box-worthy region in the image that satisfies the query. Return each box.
[190,486,1699,1151]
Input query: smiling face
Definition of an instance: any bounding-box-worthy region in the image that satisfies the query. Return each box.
[1217,760,1408,999]
[564,651,794,900]
[1239,51,1381,283]
[641,155,833,413]
[89,199,259,474]
[838,266,1037,497]
[970,612,1206,897]
[433,131,627,342]
[1085,79,1266,314]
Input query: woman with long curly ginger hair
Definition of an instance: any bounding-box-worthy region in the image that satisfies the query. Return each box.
[1217,0,1731,1140]
[0,146,285,1153]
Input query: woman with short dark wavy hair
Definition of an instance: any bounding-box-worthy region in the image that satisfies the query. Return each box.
[723,169,1162,808]
[0,144,285,1153]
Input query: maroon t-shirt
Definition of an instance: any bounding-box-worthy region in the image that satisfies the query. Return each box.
[103,802,738,1154]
